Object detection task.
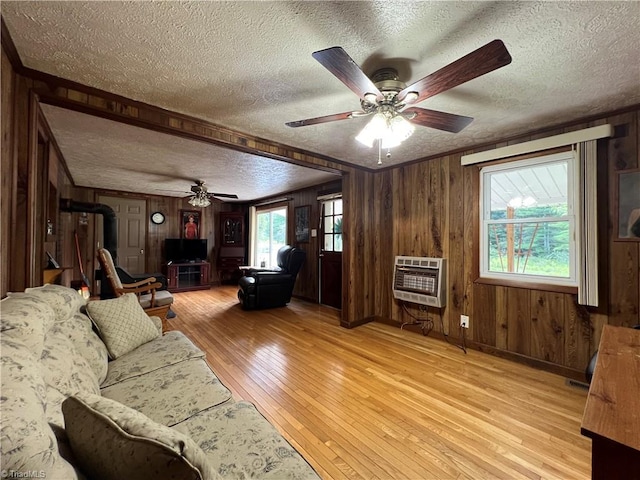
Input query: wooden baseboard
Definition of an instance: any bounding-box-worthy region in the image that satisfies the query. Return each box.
[370,316,585,381]
[342,316,375,329]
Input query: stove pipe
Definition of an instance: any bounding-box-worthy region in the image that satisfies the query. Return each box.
[59,199,117,262]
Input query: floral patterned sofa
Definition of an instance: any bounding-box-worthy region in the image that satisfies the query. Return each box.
[1,284,319,480]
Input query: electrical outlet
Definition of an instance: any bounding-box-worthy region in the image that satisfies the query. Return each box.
[460,315,470,329]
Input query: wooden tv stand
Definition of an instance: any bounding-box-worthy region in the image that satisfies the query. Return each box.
[163,262,210,293]
[581,325,640,479]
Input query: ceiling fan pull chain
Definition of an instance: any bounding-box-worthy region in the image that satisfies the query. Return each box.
[378,139,382,165]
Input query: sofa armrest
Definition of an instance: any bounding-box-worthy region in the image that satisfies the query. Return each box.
[242,267,284,276]
[121,277,158,288]
[253,272,294,285]
[115,283,162,296]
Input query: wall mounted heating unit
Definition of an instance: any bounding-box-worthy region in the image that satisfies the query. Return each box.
[393,256,447,308]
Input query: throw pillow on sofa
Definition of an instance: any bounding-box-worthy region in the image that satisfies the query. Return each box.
[62,393,220,480]
[65,313,110,384]
[85,293,160,359]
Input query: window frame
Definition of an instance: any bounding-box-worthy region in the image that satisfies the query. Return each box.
[321,197,343,253]
[479,151,579,289]
[252,204,288,268]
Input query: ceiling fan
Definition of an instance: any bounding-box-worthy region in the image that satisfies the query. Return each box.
[187,180,238,207]
[286,40,512,148]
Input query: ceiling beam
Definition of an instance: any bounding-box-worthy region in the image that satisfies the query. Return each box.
[2,16,356,175]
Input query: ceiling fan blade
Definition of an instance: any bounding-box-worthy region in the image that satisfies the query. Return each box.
[286,111,357,128]
[399,39,512,105]
[312,47,383,101]
[404,107,474,133]
[211,193,239,199]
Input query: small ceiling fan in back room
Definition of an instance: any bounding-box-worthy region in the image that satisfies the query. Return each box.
[286,40,512,164]
[187,180,238,208]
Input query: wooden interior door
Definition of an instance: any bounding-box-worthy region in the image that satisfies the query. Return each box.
[97,195,146,274]
[319,198,342,309]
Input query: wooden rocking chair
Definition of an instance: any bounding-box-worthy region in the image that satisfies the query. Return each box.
[97,248,174,323]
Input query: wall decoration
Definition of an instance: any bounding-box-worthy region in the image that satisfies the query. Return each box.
[616,168,640,241]
[295,205,311,243]
[181,210,201,239]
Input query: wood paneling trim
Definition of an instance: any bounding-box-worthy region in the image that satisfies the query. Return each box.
[0,18,23,72]
[448,154,465,335]
[9,72,32,291]
[374,104,640,173]
[26,92,41,286]
[32,87,355,178]
[564,295,591,370]
[37,107,74,187]
[1,46,16,297]
[506,287,531,356]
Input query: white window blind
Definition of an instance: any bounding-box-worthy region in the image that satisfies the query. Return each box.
[577,140,599,306]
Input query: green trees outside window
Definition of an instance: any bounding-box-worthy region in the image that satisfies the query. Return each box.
[256,208,287,267]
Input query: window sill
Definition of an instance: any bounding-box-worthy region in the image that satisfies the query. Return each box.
[475,276,578,294]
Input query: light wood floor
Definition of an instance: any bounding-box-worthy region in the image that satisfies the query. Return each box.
[169,286,591,480]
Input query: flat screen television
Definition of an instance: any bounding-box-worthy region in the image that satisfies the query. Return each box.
[164,238,208,263]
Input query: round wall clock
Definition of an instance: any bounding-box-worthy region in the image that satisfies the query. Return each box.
[151,212,165,225]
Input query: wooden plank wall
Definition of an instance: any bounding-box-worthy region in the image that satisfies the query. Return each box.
[341,109,639,378]
[1,48,15,296]
[1,45,78,294]
[1,47,38,294]
[64,187,242,291]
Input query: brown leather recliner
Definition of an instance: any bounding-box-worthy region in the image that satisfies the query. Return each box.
[237,245,306,310]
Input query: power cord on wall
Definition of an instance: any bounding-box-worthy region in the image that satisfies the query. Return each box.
[439,315,467,354]
[399,301,467,354]
[400,302,433,336]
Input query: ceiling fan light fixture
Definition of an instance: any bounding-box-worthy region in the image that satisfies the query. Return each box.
[380,134,402,150]
[364,92,378,103]
[355,112,387,147]
[356,112,414,150]
[188,193,211,208]
[403,91,419,104]
[388,114,415,142]
[355,129,375,148]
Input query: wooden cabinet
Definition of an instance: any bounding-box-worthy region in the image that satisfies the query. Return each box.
[218,212,245,283]
[221,212,244,246]
[164,262,210,292]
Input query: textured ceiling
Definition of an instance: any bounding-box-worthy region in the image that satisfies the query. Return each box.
[39,105,340,202]
[3,1,640,197]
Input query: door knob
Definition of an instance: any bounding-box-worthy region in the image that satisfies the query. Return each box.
[140,249,144,254]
